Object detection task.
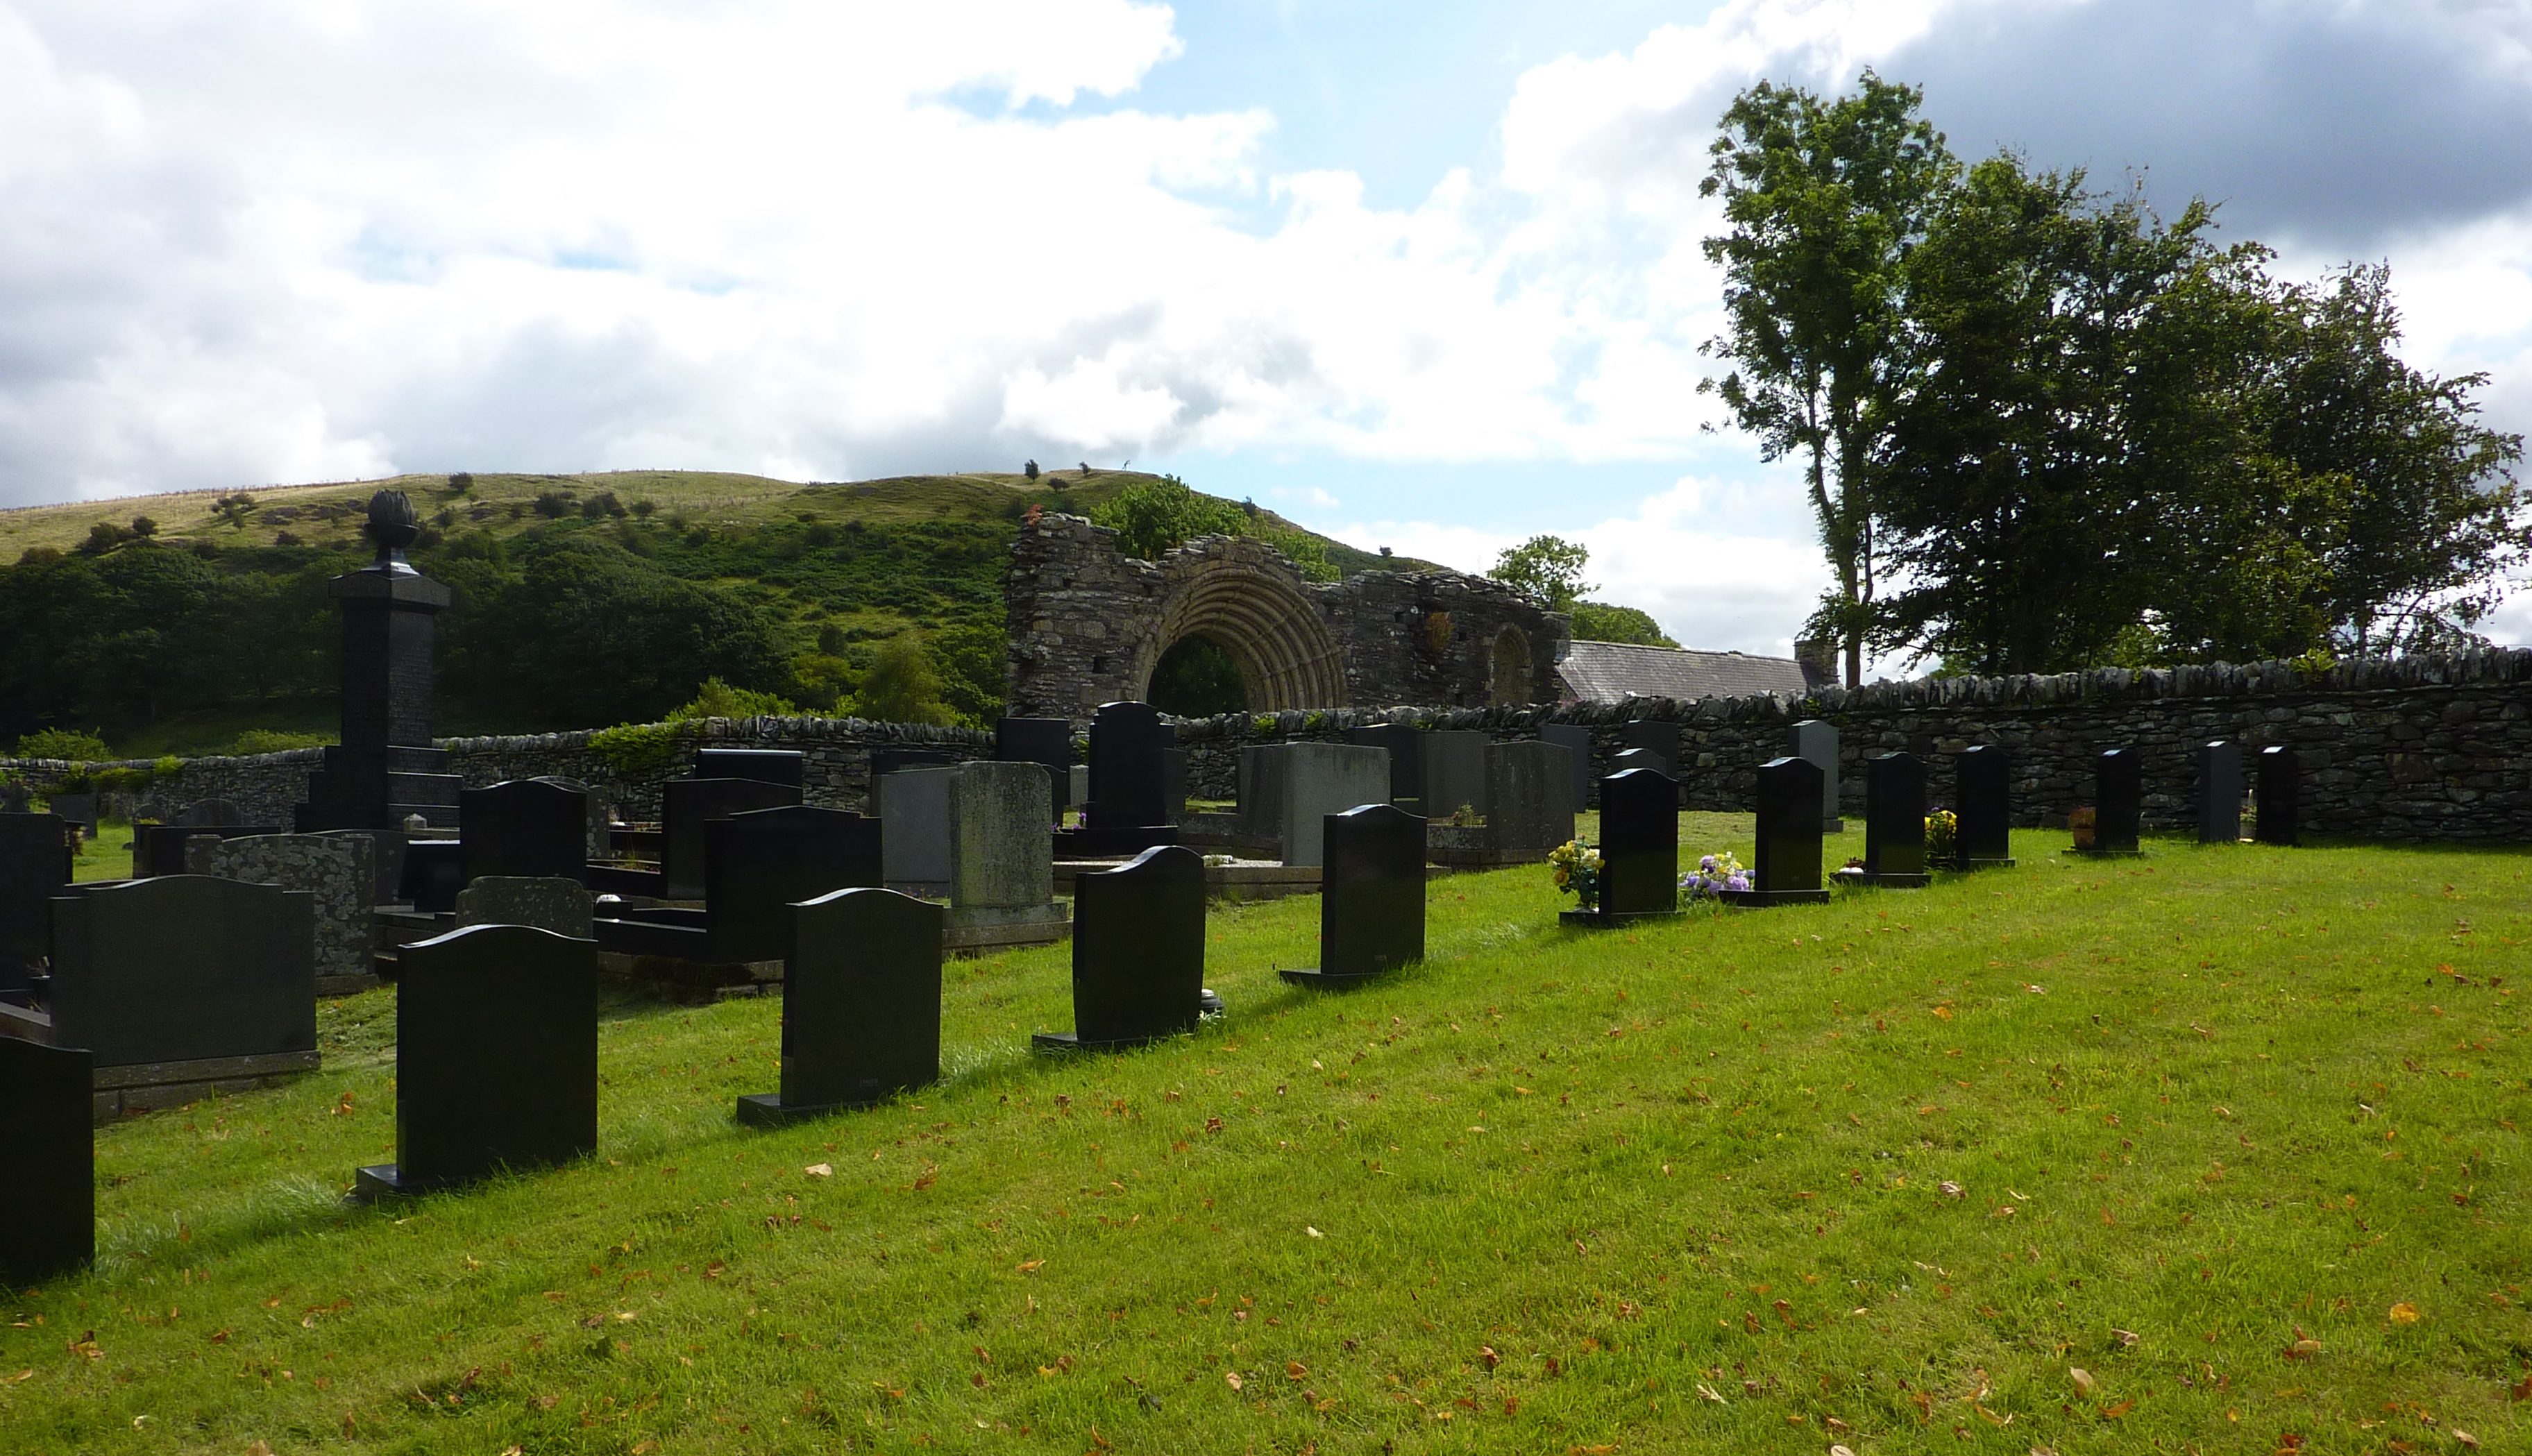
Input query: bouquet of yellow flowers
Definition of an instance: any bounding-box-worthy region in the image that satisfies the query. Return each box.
[1548,840,1603,910]
[1925,807,1959,863]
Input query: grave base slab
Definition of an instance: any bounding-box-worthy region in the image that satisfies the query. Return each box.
[2071,848,2148,859]
[1716,888,1832,908]
[943,903,1070,954]
[351,1163,447,1201]
[1558,908,1682,929]
[1957,856,2017,871]
[736,1092,886,1127]
[1031,1030,1174,1053]
[1276,967,1385,988]
[1832,869,1930,890]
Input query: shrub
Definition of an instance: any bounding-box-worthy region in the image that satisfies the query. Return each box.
[850,635,952,725]
[587,721,691,783]
[13,727,112,761]
[228,729,331,755]
[153,755,183,779]
[667,677,800,722]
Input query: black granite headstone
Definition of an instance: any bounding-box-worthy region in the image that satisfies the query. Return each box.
[1855,752,1930,887]
[709,806,884,962]
[1617,721,1680,779]
[1035,845,1206,1050]
[738,888,943,1125]
[357,924,596,1197]
[1953,745,2014,868]
[400,840,465,912]
[1,812,74,993]
[1235,744,1287,845]
[1161,748,1190,823]
[0,1038,92,1285]
[1084,702,1172,829]
[1283,804,1426,983]
[2197,741,2244,845]
[47,875,316,1068]
[1539,725,1593,809]
[461,778,589,886]
[2081,749,2145,856]
[1348,725,1428,815]
[133,822,283,879]
[1721,757,1830,906]
[996,718,1075,818]
[1609,747,1663,777]
[2256,746,2301,847]
[694,748,806,788]
[1565,768,1679,926]
[663,777,802,899]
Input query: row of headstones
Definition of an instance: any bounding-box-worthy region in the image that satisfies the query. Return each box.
[0,800,1433,1284]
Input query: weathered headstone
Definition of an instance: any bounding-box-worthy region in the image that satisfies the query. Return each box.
[460,778,589,886]
[1282,804,1425,984]
[879,767,954,897]
[1067,764,1089,809]
[2080,749,2145,856]
[1,813,74,994]
[996,717,1075,819]
[1034,845,1206,1051]
[1236,744,1288,847]
[947,763,1066,950]
[1484,740,1573,863]
[455,876,596,939]
[2196,741,2244,845]
[1855,752,1930,887]
[177,799,246,828]
[356,924,596,1197]
[1953,745,2014,868]
[1721,757,1830,906]
[47,875,317,1070]
[1566,768,1678,926]
[0,1038,92,1284]
[663,777,802,899]
[1348,724,1428,815]
[1789,720,1841,831]
[738,888,943,1124]
[695,748,806,788]
[1274,744,1390,868]
[869,747,961,816]
[1421,731,1489,822]
[185,832,377,985]
[1539,725,1594,809]
[2256,745,2300,847]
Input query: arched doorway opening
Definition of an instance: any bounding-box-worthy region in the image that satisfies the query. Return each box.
[1138,538,1349,711]
[1147,634,1250,717]
[1489,625,1533,704]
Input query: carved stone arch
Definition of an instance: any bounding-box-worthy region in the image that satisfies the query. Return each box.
[1489,625,1532,705]
[1137,536,1349,711]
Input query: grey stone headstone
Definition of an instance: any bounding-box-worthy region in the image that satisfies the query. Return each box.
[2196,741,2243,844]
[1,813,74,992]
[1539,725,1593,809]
[1238,744,1288,843]
[1421,731,1489,822]
[694,748,806,788]
[1067,765,1089,809]
[951,761,1053,909]
[664,777,801,899]
[880,767,954,895]
[1789,720,1841,829]
[455,876,596,939]
[0,780,31,813]
[869,749,959,815]
[0,1038,92,1284]
[1277,743,1390,868]
[1596,768,1680,916]
[461,779,588,886]
[186,831,376,982]
[357,924,596,1196]
[1484,739,1573,863]
[738,888,943,1124]
[48,875,316,1068]
[1283,803,1425,984]
[1036,845,1206,1051]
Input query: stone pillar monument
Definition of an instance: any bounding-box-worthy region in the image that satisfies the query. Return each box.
[295,491,462,886]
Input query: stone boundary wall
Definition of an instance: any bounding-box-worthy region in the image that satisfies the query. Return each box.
[10,648,2529,842]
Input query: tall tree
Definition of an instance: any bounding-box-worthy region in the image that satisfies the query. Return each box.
[1700,72,1955,686]
[1487,535,1594,612]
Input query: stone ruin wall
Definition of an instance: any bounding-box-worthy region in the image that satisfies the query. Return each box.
[10,649,2530,843]
[1002,514,1571,720]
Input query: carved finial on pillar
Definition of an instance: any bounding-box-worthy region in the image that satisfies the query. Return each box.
[364,489,421,575]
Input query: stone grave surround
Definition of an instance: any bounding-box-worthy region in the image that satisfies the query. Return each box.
[1283,803,1426,984]
[2256,746,2301,847]
[456,876,596,939]
[358,924,597,1198]
[31,875,319,1117]
[1856,752,1930,886]
[947,762,1068,951]
[185,832,377,987]
[1568,767,1677,925]
[1036,845,1208,1051]
[460,778,590,886]
[0,1038,92,1284]
[1952,745,2014,867]
[1,812,74,994]
[739,888,944,1124]
[2196,740,2245,845]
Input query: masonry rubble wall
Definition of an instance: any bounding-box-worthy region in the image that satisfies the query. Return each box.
[10,648,2529,843]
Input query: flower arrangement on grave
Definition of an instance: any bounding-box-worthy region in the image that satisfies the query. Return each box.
[1681,851,1750,900]
[1925,807,1959,864]
[1548,840,1603,910]
[1448,803,1484,827]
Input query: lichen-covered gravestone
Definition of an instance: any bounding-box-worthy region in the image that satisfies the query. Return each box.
[356,924,596,1198]
[946,761,1067,951]
[1420,731,1489,822]
[738,888,943,1126]
[455,876,595,938]
[187,831,376,985]
[1483,739,1574,864]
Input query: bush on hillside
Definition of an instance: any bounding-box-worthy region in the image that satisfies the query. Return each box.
[12,727,112,761]
[1569,602,1680,647]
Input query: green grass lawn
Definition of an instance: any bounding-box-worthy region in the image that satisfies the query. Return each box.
[5,823,2529,1455]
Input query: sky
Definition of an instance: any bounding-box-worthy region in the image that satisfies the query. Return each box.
[6,0,2532,666]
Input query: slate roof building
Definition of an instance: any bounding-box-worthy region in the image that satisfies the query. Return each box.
[1553,640,1828,704]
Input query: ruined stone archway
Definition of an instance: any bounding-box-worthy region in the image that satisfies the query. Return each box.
[1138,536,1349,711]
[1489,625,1533,705]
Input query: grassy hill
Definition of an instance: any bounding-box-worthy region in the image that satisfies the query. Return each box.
[0,470,1442,756]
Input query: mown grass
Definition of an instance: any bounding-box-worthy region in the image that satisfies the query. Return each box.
[3,823,2528,1455]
